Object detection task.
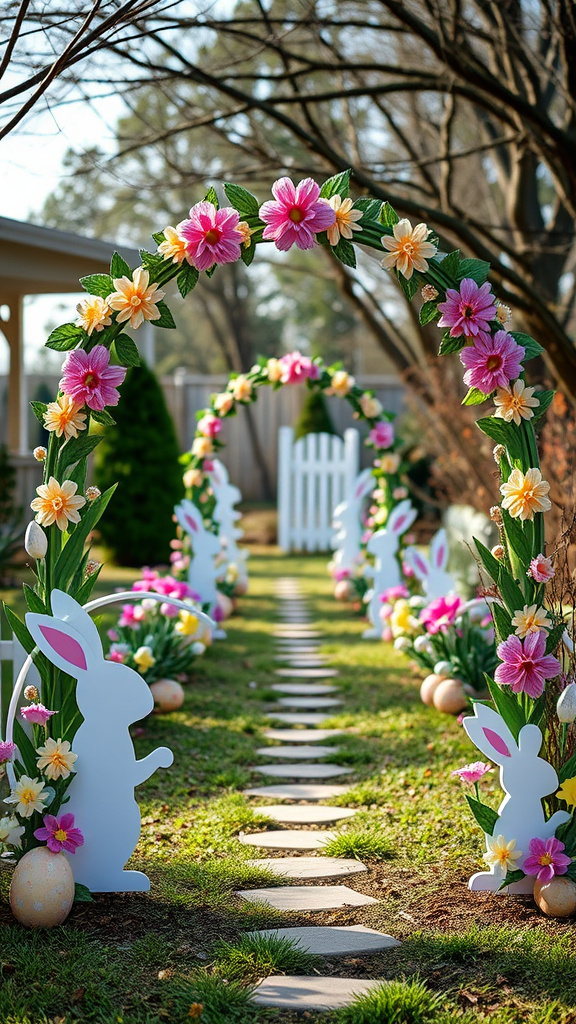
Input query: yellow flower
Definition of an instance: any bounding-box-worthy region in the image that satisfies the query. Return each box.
[266,358,283,383]
[237,221,256,247]
[326,195,363,246]
[500,467,552,521]
[5,775,48,818]
[327,370,355,397]
[379,452,401,474]
[381,219,437,279]
[43,395,87,440]
[192,436,213,459]
[175,611,200,638]
[390,599,419,638]
[483,834,522,872]
[214,392,235,415]
[107,267,165,330]
[511,604,552,639]
[228,375,253,402]
[183,468,204,489]
[557,777,576,807]
[157,226,188,264]
[75,295,112,336]
[494,380,540,426]
[36,738,77,781]
[134,646,156,673]
[31,477,86,531]
[359,393,382,419]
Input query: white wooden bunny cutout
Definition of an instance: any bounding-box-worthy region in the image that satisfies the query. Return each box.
[463,703,570,893]
[174,498,221,615]
[363,499,418,638]
[331,468,375,577]
[25,590,174,892]
[210,460,249,584]
[404,528,458,600]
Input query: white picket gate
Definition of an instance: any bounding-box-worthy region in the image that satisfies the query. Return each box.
[277,427,360,552]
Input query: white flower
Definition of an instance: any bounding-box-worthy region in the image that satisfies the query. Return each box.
[557,682,576,724]
[0,815,25,848]
[24,521,47,559]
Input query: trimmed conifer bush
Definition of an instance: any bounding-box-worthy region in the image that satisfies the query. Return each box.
[294,388,338,439]
[94,361,183,567]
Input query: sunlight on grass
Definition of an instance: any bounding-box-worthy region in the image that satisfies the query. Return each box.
[211,932,319,981]
[333,978,445,1024]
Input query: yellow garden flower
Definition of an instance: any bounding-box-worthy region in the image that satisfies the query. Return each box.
[134,646,156,673]
[483,834,522,872]
[494,380,540,426]
[5,775,48,818]
[228,375,253,402]
[359,393,382,419]
[192,436,213,459]
[500,467,552,521]
[326,195,363,246]
[43,395,87,440]
[511,604,552,639]
[107,267,165,330]
[183,468,204,489]
[31,477,86,531]
[557,776,576,807]
[327,370,355,397]
[266,358,283,383]
[379,452,401,474]
[175,611,200,638]
[381,219,437,279]
[390,599,419,638]
[237,221,256,247]
[157,226,188,264]
[75,295,112,336]
[36,738,78,781]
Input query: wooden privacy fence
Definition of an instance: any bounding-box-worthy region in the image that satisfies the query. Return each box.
[278,427,360,552]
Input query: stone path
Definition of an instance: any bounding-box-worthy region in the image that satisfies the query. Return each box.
[242,578,396,1012]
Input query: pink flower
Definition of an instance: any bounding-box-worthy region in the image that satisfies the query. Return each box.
[177,202,243,271]
[334,568,350,581]
[528,553,555,583]
[107,629,119,642]
[160,602,179,617]
[381,625,393,642]
[368,422,395,449]
[108,649,127,663]
[460,331,525,394]
[381,584,409,602]
[278,351,321,384]
[60,345,127,411]
[495,630,561,698]
[119,604,138,627]
[259,177,335,251]
[402,561,415,579]
[0,740,16,764]
[523,836,571,881]
[451,761,493,784]
[20,703,56,726]
[197,414,222,437]
[437,279,497,340]
[34,812,84,854]
[420,595,465,634]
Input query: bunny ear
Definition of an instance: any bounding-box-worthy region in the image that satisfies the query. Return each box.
[354,469,374,501]
[26,608,96,677]
[404,546,429,580]
[462,703,517,763]
[430,529,448,570]
[387,500,418,536]
[518,723,545,758]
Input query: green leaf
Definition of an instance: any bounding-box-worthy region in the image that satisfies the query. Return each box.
[79,273,113,298]
[204,186,219,208]
[110,252,131,279]
[565,861,576,882]
[396,272,419,301]
[57,433,103,475]
[53,485,116,591]
[509,331,544,360]
[91,408,116,426]
[22,585,47,614]
[476,416,524,463]
[440,249,461,280]
[151,300,176,329]
[3,604,51,679]
[498,563,526,613]
[13,718,39,777]
[465,794,499,836]
[498,868,526,891]
[241,243,256,267]
[474,538,501,583]
[139,250,165,274]
[419,300,439,326]
[177,264,199,299]
[463,387,489,407]
[74,563,103,605]
[532,389,555,421]
[527,692,546,727]
[113,334,141,368]
[319,169,351,199]
[30,401,48,424]
[354,198,382,220]
[501,507,532,565]
[151,231,165,245]
[456,258,491,285]
[74,882,94,903]
[490,600,512,640]
[439,330,467,356]
[223,182,260,215]
[555,814,576,853]
[332,236,357,268]
[379,201,399,229]
[46,323,84,351]
[487,676,527,737]
[545,621,565,656]
[558,756,576,785]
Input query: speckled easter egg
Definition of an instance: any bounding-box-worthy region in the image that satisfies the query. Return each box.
[420,673,445,706]
[217,593,234,619]
[234,578,249,596]
[334,579,355,602]
[432,678,468,715]
[534,876,576,917]
[150,678,185,713]
[10,848,74,928]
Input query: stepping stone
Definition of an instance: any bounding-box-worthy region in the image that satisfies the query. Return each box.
[237,884,378,909]
[263,728,345,743]
[275,658,331,667]
[255,744,341,759]
[275,697,343,708]
[239,830,335,851]
[275,643,323,652]
[271,683,339,695]
[273,630,322,638]
[252,804,356,824]
[248,925,400,955]
[266,712,332,726]
[251,976,382,1010]
[246,857,367,879]
[251,763,352,778]
[244,783,351,800]
[276,667,339,678]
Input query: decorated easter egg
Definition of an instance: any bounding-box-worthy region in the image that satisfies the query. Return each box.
[334,579,355,602]
[534,876,576,917]
[433,678,468,715]
[234,578,249,596]
[217,593,234,619]
[420,673,445,706]
[10,847,74,928]
[150,678,185,713]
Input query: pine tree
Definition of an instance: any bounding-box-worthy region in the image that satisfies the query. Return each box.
[93,362,183,567]
[294,388,338,440]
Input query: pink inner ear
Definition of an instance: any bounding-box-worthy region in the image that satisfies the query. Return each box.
[414,554,428,574]
[435,545,446,566]
[483,727,511,757]
[39,625,87,671]
[394,515,407,532]
[186,515,199,533]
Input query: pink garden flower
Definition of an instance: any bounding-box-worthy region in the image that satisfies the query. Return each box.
[118,604,138,627]
[177,202,243,271]
[278,351,321,384]
[0,740,16,764]
[108,648,127,663]
[368,422,394,449]
[381,584,409,603]
[495,630,561,698]
[20,703,56,726]
[420,595,465,634]
[460,331,525,394]
[60,345,127,411]
[523,836,571,881]
[451,761,493,784]
[34,812,84,854]
[437,279,497,340]
[259,177,335,251]
[197,414,222,438]
[528,553,555,583]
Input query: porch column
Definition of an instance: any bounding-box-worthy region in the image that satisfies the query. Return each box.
[0,292,26,455]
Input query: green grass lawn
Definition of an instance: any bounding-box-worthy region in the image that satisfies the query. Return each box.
[1,549,576,1023]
